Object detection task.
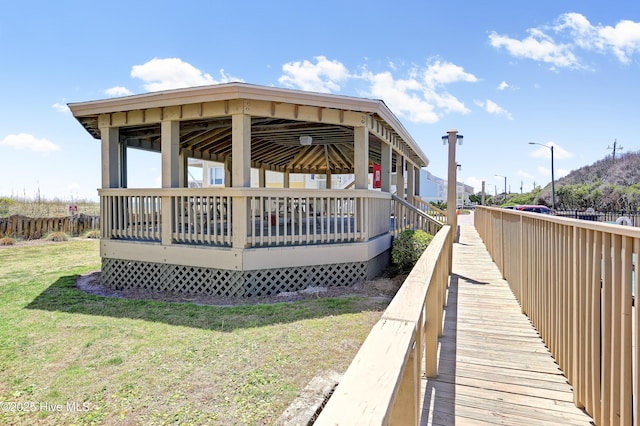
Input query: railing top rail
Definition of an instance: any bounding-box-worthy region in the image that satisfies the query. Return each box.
[415,196,447,215]
[392,195,444,226]
[383,226,450,323]
[98,187,392,199]
[477,205,640,238]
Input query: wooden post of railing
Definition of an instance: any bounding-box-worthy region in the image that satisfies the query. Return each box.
[231,195,247,248]
[161,194,172,245]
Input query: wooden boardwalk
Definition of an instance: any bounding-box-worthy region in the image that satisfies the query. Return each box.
[420,217,595,425]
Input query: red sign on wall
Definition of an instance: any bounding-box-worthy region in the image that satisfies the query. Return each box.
[373,163,381,188]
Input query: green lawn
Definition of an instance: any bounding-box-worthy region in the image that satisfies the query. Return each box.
[0,240,386,425]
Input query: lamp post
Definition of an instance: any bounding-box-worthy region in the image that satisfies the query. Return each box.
[442,129,463,242]
[528,142,555,210]
[494,174,507,204]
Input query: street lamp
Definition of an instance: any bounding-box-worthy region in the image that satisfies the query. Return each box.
[442,130,463,241]
[528,142,555,210]
[494,174,507,204]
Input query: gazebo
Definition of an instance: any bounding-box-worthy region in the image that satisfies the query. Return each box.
[69,82,430,297]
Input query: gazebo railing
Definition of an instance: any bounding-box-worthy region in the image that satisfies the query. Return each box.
[99,188,391,249]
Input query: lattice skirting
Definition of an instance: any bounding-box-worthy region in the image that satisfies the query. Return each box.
[100,255,387,297]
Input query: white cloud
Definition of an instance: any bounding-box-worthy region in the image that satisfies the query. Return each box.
[497,81,510,90]
[52,102,69,113]
[279,56,350,93]
[105,86,133,97]
[362,60,476,123]
[464,177,484,193]
[365,70,440,123]
[490,14,640,68]
[517,170,534,179]
[557,13,640,64]
[489,28,579,69]
[422,61,478,87]
[0,133,61,152]
[529,142,573,160]
[475,99,513,120]
[277,57,476,123]
[131,58,241,92]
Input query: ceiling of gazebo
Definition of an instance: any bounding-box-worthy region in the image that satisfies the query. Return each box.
[70,83,430,175]
[119,116,391,174]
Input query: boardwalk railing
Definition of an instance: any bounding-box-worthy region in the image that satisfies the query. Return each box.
[100,188,392,249]
[315,225,452,425]
[555,209,640,227]
[475,206,640,425]
[413,197,447,224]
[391,195,444,236]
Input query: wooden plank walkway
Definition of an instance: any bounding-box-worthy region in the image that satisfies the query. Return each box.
[420,216,594,425]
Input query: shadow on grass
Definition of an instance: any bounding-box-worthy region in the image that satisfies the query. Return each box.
[25,275,386,332]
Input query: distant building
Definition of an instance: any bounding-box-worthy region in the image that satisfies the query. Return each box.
[419,168,474,206]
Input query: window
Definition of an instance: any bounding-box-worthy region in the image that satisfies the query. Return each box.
[208,167,224,186]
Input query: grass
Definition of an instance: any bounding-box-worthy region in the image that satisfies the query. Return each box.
[0,196,100,218]
[0,241,387,425]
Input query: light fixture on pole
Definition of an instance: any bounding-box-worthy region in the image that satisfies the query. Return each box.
[494,174,507,204]
[528,142,555,209]
[442,130,463,241]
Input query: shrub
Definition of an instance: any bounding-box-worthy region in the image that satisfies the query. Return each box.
[0,197,17,217]
[391,229,434,272]
[45,231,69,242]
[85,230,100,239]
[0,237,16,246]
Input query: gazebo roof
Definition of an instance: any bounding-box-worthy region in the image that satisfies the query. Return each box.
[69,82,429,174]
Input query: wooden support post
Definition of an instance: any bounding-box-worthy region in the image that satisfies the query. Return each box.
[100,126,120,188]
[354,126,369,190]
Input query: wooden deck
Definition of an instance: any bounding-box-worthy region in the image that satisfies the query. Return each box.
[420,216,595,425]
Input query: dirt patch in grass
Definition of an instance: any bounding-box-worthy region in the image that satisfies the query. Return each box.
[76,270,407,307]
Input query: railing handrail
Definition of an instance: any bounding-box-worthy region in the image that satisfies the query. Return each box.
[414,196,447,216]
[391,194,444,235]
[475,206,640,425]
[98,187,391,200]
[315,225,452,425]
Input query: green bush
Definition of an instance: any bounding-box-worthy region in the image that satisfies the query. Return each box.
[0,197,17,217]
[391,229,434,271]
[44,231,69,242]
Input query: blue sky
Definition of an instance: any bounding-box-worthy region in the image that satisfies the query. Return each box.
[1,1,639,201]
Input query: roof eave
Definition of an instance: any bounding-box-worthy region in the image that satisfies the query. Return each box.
[68,82,429,167]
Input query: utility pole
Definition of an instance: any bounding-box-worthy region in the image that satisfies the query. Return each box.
[607,139,623,161]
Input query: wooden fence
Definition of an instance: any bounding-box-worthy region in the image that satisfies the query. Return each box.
[0,214,100,239]
[556,210,640,227]
[475,206,640,425]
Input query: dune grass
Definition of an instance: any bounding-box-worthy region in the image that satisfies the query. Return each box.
[0,240,386,425]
